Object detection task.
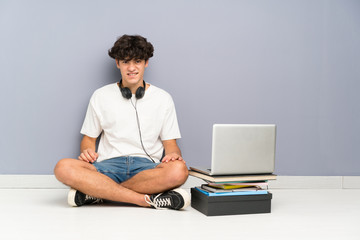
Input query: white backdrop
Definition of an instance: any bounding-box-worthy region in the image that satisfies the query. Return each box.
[0,0,359,175]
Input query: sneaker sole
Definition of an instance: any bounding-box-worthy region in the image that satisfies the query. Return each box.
[67,188,78,207]
[172,188,191,210]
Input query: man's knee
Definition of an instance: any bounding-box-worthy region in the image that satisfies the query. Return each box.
[54,158,77,186]
[165,160,189,187]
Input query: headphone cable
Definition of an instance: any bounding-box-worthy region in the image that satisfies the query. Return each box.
[130,98,156,163]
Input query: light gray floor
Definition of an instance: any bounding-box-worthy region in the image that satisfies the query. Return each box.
[0,189,359,240]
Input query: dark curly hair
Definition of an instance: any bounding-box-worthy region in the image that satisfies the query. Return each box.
[108,34,154,61]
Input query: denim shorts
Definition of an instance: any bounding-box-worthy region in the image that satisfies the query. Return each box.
[92,156,159,183]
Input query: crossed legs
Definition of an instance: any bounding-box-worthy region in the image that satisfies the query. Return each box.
[54,158,189,207]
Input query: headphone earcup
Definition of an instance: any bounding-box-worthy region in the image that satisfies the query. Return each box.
[120,87,132,99]
[135,86,145,99]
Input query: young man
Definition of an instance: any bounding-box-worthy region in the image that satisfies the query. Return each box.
[54,35,190,210]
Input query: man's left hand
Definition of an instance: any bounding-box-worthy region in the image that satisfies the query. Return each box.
[162,153,185,163]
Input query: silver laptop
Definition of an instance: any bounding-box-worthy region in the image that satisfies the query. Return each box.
[190,124,276,175]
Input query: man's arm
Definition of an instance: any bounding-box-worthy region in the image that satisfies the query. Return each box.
[78,135,98,163]
[161,139,184,163]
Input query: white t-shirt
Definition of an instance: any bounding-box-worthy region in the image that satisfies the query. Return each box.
[80,83,181,163]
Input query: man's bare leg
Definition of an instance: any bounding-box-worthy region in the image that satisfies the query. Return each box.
[54,158,149,207]
[120,160,189,194]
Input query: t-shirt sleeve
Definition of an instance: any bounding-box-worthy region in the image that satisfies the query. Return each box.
[160,96,181,140]
[80,94,102,138]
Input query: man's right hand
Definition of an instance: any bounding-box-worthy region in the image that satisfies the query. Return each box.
[78,148,98,163]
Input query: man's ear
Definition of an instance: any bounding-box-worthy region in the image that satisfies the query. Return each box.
[145,60,149,68]
[116,59,120,68]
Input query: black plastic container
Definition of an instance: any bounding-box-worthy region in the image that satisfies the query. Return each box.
[191,188,272,216]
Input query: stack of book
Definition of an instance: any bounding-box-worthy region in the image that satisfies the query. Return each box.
[189,170,277,216]
[190,170,276,196]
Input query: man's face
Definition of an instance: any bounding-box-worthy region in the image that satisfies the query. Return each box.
[116,59,149,87]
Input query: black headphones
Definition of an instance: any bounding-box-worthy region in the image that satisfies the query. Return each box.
[118,79,155,162]
[119,79,146,99]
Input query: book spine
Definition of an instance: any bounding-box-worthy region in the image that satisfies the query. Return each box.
[195,187,268,196]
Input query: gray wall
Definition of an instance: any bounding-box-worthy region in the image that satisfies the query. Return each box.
[1,0,359,175]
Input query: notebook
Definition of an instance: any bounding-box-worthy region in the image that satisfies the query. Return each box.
[190,124,276,176]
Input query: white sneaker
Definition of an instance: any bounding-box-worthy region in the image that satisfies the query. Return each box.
[67,188,103,207]
[145,188,190,210]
